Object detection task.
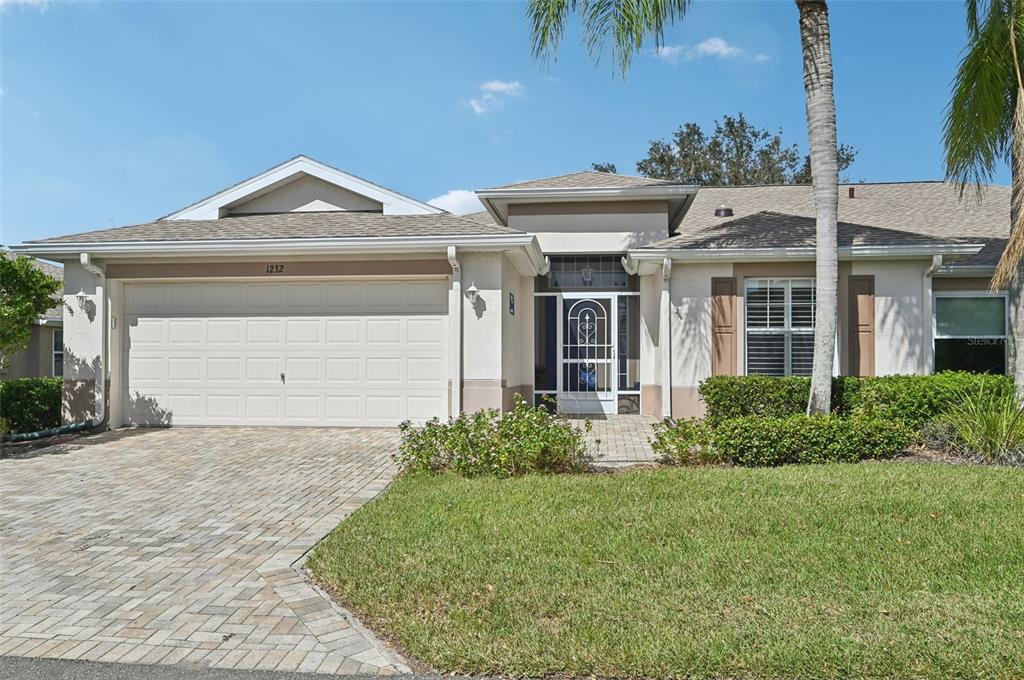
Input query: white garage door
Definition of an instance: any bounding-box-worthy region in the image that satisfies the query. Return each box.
[123,280,449,427]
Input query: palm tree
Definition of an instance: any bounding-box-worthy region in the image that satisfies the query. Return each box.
[529,0,840,414]
[944,0,1023,394]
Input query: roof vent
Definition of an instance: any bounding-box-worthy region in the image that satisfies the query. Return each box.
[714,205,734,217]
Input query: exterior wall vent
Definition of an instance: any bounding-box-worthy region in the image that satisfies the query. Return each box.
[714,205,734,217]
[848,187,856,199]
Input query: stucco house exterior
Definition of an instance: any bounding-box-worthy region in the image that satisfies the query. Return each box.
[0,252,63,380]
[11,155,1008,427]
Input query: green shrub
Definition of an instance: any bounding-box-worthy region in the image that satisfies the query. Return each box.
[699,373,1012,429]
[712,415,913,467]
[650,418,720,465]
[850,373,1013,429]
[395,395,593,477]
[0,377,61,435]
[939,385,1024,466]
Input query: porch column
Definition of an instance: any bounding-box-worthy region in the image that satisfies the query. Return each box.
[660,258,673,419]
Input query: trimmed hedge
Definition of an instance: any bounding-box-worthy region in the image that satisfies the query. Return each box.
[713,415,913,466]
[652,414,913,467]
[0,377,62,435]
[699,372,1013,428]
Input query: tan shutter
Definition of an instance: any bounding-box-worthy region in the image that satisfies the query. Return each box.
[848,275,875,377]
[711,277,738,376]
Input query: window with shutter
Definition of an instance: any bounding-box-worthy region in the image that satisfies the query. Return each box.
[744,278,816,376]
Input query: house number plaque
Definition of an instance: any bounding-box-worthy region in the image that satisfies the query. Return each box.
[265,264,285,274]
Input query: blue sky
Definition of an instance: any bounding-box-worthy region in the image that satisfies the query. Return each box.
[1,0,1009,245]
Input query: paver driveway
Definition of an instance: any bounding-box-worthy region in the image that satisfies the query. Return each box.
[0,427,407,675]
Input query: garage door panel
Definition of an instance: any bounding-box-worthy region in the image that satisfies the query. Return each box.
[246,320,280,344]
[407,318,445,344]
[124,280,448,426]
[208,320,243,344]
[285,320,320,344]
[207,357,241,382]
[167,357,202,382]
[325,319,360,344]
[284,357,320,382]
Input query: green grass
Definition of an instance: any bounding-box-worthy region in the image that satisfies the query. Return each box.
[308,465,1024,679]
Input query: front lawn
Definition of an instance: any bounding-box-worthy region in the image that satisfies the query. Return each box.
[308,465,1024,679]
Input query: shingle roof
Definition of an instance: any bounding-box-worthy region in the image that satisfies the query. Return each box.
[650,182,1009,268]
[485,171,680,190]
[25,211,522,244]
[2,251,63,320]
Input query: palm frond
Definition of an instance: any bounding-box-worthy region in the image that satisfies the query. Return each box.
[529,0,693,76]
[944,0,1015,201]
[529,0,572,65]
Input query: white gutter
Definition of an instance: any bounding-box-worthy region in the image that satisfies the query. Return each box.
[79,253,107,427]
[628,243,984,263]
[12,233,551,276]
[446,246,462,416]
[475,184,699,201]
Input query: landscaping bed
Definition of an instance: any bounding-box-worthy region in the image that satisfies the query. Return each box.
[309,464,1024,679]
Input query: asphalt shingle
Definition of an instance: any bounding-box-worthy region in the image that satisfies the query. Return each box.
[26,211,522,244]
[650,182,1008,267]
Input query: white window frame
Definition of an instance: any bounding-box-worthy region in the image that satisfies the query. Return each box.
[52,329,63,377]
[744,278,816,377]
[932,291,1008,372]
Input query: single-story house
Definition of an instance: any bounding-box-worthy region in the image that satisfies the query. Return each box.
[1,251,64,380]
[11,155,1008,426]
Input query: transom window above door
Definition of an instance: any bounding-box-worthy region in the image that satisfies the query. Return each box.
[541,256,636,291]
[745,278,816,376]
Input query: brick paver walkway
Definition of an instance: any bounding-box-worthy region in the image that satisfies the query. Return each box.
[571,414,660,464]
[0,427,407,675]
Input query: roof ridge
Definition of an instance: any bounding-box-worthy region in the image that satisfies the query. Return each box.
[488,169,671,189]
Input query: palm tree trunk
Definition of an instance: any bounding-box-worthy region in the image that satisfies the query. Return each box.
[1008,95,1023,399]
[797,0,839,414]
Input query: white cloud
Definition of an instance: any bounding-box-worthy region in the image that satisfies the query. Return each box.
[480,80,524,96]
[653,45,686,65]
[468,93,500,115]
[428,189,484,215]
[690,37,743,59]
[653,37,768,65]
[466,80,525,115]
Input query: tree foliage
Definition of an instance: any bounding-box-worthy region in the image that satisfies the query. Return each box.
[635,112,856,185]
[591,161,618,173]
[0,255,62,366]
[944,0,1023,290]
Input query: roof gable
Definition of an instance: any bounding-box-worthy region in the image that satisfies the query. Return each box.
[164,155,443,220]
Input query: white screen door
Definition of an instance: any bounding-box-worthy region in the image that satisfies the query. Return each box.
[560,296,616,414]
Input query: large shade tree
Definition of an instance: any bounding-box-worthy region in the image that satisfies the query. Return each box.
[529,0,841,413]
[944,0,1024,393]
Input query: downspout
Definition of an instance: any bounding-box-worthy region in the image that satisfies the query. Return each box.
[80,253,108,427]
[660,258,673,419]
[447,246,462,416]
[922,254,943,374]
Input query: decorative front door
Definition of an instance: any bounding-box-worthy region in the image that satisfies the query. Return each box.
[560,297,616,414]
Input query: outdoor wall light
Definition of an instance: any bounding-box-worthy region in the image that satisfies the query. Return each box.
[581,266,594,285]
[75,288,88,302]
[466,283,480,305]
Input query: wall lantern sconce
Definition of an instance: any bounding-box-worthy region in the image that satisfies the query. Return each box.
[75,287,88,303]
[581,266,594,286]
[466,283,480,305]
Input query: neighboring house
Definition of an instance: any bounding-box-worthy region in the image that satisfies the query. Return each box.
[0,252,63,380]
[11,155,1007,426]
